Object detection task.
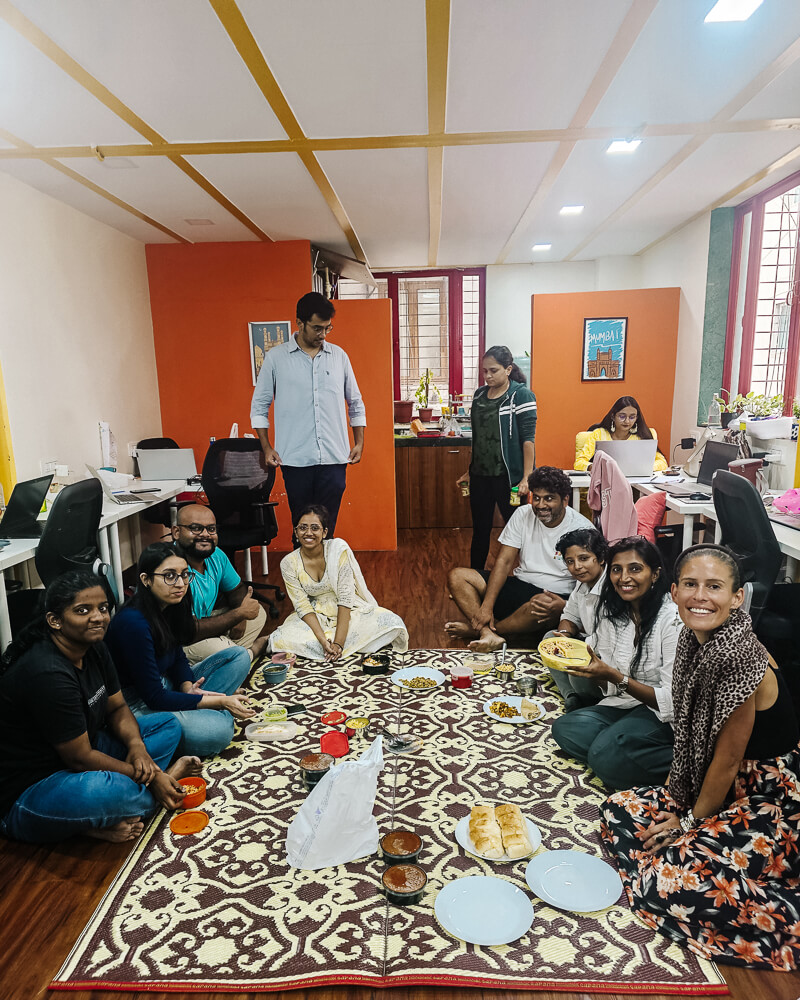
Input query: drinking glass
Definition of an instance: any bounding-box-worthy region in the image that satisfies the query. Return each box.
[516,675,537,698]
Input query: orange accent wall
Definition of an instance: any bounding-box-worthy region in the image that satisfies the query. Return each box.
[532,288,680,469]
[145,241,396,551]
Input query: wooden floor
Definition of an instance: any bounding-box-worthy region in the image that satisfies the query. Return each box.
[1,527,798,1000]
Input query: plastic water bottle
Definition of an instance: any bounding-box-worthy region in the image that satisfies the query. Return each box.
[707,399,722,427]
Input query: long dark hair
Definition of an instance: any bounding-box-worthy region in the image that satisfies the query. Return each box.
[483,345,526,385]
[589,395,653,440]
[124,542,196,655]
[1,570,108,671]
[595,537,669,670]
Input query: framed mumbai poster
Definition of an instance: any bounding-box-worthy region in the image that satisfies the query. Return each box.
[582,317,627,382]
[249,321,291,385]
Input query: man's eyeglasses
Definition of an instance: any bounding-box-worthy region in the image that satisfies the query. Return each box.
[304,322,333,335]
[179,523,218,535]
[153,569,195,586]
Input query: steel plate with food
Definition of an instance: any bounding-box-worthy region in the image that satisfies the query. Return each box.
[537,636,591,673]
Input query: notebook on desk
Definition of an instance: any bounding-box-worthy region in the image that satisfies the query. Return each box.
[136,448,197,481]
[0,474,53,538]
[594,439,657,477]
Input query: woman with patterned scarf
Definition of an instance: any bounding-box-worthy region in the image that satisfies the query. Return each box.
[600,545,800,971]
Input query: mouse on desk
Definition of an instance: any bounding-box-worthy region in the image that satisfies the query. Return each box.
[688,492,709,500]
[186,475,203,485]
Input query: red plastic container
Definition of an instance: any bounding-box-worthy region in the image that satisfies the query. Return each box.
[450,665,474,689]
[320,730,349,758]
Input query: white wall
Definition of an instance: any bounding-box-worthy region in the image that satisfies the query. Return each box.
[0,171,162,480]
[640,213,712,454]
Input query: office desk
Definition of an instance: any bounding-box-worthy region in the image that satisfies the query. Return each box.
[0,538,42,650]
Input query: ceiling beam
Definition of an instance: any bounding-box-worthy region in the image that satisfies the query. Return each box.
[494,0,659,265]
[425,0,450,267]
[0,0,271,242]
[209,0,367,262]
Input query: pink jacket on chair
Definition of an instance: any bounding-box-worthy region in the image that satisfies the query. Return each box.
[587,451,638,543]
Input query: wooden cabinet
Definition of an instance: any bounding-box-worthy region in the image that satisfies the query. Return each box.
[395,445,472,528]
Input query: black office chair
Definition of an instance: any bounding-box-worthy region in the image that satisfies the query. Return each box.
[7,479,116,635]
[136,436,181,531]
[200,438,284,617]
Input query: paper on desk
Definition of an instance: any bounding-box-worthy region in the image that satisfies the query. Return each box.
[649,474,688,484]
[98,421,117,467]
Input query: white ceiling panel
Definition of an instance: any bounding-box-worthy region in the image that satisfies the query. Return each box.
[502,135,690,263]
[732,59,800,123]
[184,151,350,253]
[0,19,143,146]
[447,0,633,134]
[438,142,558,265]
[721,151,800,206]
[316,148,429,267]
[0,158,176,242]
[238,0,429,138]
[55,156,258,242]
[11,0,289,143]
[590,0,800,128]
[577,223,675,261]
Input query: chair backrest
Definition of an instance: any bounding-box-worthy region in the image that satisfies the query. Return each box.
[201,439,278,546]
[712,469,782,627]
[34,479,103,586]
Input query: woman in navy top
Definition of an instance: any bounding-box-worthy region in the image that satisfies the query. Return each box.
[106,543,254,758]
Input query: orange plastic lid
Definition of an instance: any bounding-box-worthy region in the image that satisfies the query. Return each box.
[170,810,209,835]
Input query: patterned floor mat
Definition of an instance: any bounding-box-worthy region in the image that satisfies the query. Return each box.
[52,650,727,994]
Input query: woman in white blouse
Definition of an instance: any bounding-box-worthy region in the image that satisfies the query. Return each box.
[551,537,681,790]
[269,505,408,661]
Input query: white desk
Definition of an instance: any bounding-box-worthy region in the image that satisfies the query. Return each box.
[0,537,42,650]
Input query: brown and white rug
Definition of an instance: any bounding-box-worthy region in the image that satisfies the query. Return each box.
[52,650,727,994]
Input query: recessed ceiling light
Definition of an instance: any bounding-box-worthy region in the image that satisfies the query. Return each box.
[704,0,763,22]
[185,218,215,226]
[532,243,552,251]
[559,205,584,216]
[607,139,641,154]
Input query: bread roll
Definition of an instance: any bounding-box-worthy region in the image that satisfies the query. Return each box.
[469,804,503,858]
[495,803,532,859]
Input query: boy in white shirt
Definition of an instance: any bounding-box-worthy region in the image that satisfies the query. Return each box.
[445,467,594,652]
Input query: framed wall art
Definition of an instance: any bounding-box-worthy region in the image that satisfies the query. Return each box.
[582,317,627,381]
[249,321,291,385]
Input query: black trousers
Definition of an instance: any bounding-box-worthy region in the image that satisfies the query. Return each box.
[281,464,348,537]
[469,473,514,570]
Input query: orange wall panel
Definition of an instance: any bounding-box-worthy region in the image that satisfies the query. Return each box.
[145,241,396,551]
[531,288,680,470]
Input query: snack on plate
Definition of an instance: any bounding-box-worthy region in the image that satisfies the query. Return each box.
[489,700,520,719]
[495,803,532,859]
[520,699,541,721]
[468,804,504,859]
[537,636,591,672]
[400,676,437,689]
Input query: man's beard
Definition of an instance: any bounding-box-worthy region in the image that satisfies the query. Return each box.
[184,537,216,560]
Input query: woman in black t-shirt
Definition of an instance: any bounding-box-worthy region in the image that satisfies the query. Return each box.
[0,571,200,844]
[600,545,800,970]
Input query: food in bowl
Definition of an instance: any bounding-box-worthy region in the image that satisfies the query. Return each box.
[381,863,427,905]
[494,661,516,680]
[178,776,207,808]
[380,830,422,864]
[300,752,334,789]
[538,636,591,672]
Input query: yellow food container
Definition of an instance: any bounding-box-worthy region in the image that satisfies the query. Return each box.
[537,636,591,673]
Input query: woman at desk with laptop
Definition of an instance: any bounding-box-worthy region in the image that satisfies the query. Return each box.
[574,396,668,473]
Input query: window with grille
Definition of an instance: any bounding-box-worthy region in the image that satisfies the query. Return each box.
[724,170,800,413]
[337,269,485,406]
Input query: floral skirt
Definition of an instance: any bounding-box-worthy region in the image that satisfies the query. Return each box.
[600,745,800,971]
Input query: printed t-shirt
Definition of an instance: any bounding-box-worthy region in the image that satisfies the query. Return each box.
[498,504,594,594]
[189,547,241,619]
[0,640,120,815]
[470,392,504,476]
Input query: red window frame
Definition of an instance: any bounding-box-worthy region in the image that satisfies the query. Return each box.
[723,167,800,415]
[375,268,486,400]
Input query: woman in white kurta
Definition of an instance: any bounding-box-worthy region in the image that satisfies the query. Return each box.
[270,505,408,661]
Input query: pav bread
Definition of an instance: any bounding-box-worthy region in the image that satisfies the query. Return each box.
[468,804,503,859]
[495,803,532,859]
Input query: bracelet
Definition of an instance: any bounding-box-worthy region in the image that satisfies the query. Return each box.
[331,641,342,650]
[679,809,696,833]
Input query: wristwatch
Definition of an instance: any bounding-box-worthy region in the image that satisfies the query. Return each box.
[617,674,630,694]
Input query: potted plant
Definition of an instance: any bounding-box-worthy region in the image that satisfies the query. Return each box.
[714,390,791,438]
[414,369,441,422]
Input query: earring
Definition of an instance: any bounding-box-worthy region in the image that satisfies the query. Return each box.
[632,422,638,435]
[610,419,616,433]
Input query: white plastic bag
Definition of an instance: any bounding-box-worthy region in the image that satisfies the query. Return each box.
[285,737,384,870]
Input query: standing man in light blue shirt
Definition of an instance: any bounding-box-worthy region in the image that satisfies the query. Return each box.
[250,292,366,535]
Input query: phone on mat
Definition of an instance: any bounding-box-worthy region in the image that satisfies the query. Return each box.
[286,704,306,716]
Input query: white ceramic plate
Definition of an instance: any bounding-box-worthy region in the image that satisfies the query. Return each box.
[524,850,623,913]
[434,875,534,946]
[245,721,298,742]
[391,666,446,690]
[455,814,542,863]
[482,696,546,724]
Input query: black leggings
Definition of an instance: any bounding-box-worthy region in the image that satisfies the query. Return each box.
[469,473,514,570]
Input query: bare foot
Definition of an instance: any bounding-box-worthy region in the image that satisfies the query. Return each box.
[167,755,202,780]
[250,635,269,662]
[444,621,476,639]
[87,817,144,842]
[468,629,504,653]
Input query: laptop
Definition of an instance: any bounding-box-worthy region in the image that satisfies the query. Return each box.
[86,465,160,505]
[0,474,53,538]
[662,441,740,499]
[594,439,658,477]
[137,448,197,481]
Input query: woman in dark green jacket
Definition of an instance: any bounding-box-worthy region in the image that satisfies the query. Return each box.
[456,345,537,570]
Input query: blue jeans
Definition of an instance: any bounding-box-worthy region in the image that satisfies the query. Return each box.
[0,713,180,843]
[125,646,251,759]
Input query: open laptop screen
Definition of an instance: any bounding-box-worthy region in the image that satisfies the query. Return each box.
[697,441,739,486]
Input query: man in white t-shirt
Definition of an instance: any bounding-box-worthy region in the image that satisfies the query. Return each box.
[445,467,594,652]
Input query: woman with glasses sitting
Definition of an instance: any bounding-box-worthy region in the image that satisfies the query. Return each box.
[106,542,254,758]
[574,395,668,472]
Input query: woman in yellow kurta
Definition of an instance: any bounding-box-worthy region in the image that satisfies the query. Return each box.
[574,396,668,472]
